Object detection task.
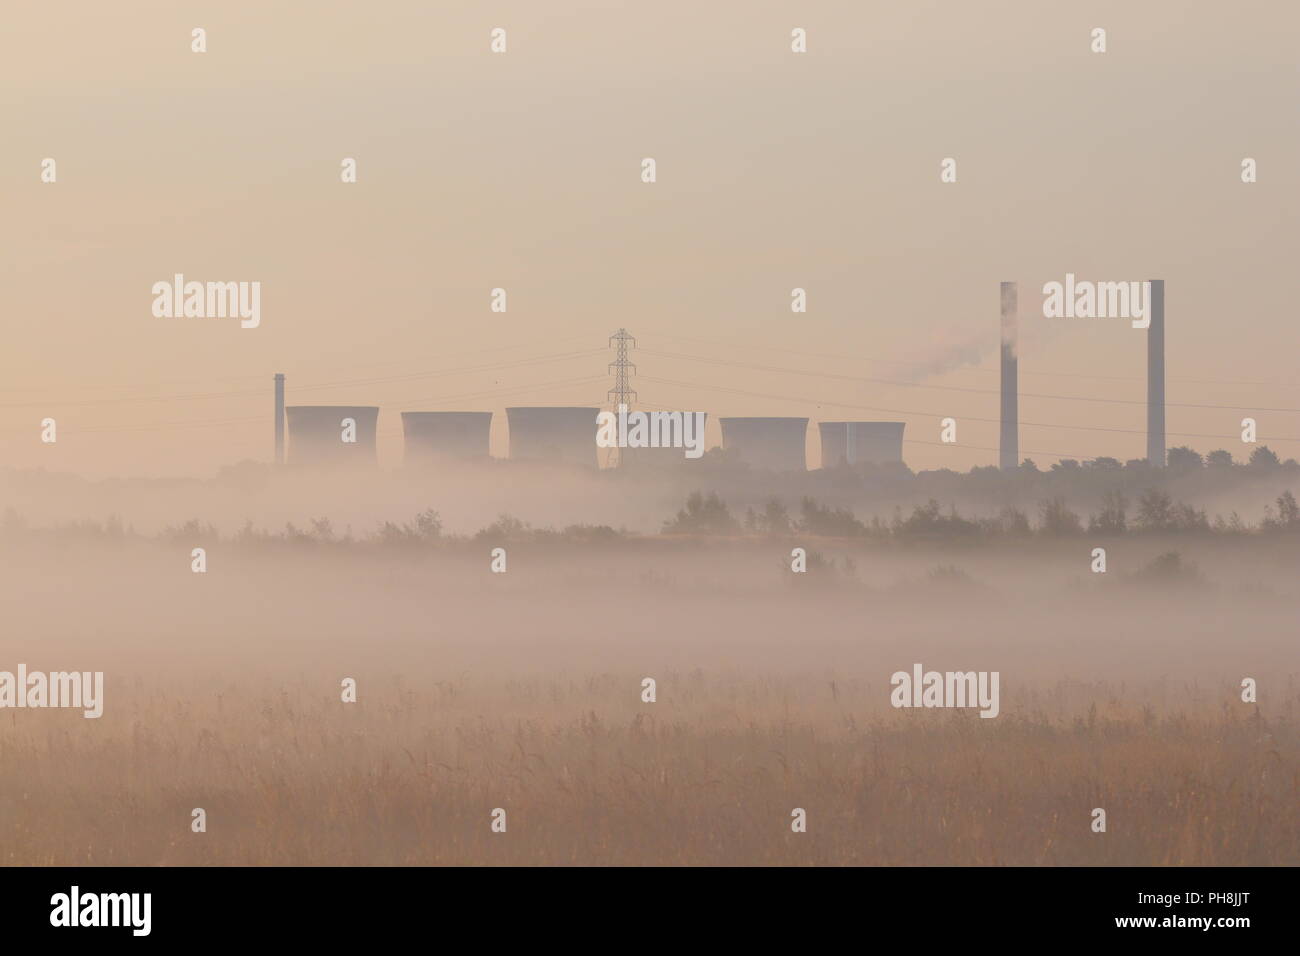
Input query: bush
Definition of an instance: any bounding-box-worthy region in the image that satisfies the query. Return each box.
[662,492,740,535]
[1038,497,1082,536]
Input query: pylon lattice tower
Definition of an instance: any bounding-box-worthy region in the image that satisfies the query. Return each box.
[606,328,637,466]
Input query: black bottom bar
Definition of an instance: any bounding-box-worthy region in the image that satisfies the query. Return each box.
[2,866,1286,943]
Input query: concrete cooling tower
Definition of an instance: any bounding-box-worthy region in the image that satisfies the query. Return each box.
[401,411,492,464]
[285,406,379,467]
[618,412,710,468]
[818,421,905,468]
[718,417,808,472]
[506,407,601,467]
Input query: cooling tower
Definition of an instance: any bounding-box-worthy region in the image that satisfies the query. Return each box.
[818,422,905,468]
[401,411,492,464]
[718,417,808,472]
[1147,279,1165,467]
[619,412,710,467]
[1000,281,1018,471]
[285,406,379,467]
[506,407,601,467]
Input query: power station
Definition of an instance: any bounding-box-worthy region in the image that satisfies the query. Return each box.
[506,407,602,467]
[285,405,380,467]
[401,411,493,464]
[719,417,808,472]
[269,290,1168,472]
[818,422,905,468]
[620,413,709,467]
[999,278,1166,470]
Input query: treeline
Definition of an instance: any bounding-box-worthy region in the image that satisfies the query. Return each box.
[634,443,1300,528]
[4,482,1298,550]
[1022,444,1292,473]
[669,442,1297,484]
[0,507,625,549]
[661,488,1300,539]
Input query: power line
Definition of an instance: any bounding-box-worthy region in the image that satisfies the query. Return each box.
[0,334,598,396]
[1,377,607,435]
[289,350,604,393]
[637,375,1298,461]
[0,350,603,409]
[390,375,607,409]
[638,347,1300,413]
[649,332,1300,390]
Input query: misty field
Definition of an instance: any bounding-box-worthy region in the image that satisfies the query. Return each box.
[1,527,1296,866]
[1,673,1292,866]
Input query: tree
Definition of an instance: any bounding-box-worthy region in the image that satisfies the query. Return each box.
[1086,457,1123,471]
[1135,488,1174,531]
[662,492,740,535]
[1088,490,1128,534]
[1134,551,1204,587]
[746,497,792,535]
[1171,501,1209,531]
[413,509,442,540]
[1038,496,1082,536]
[1205,449,1234,468]
[473,513,527,542]
[996,506,1031,536]
[377,508,445,545]
[1249,445,1281,468]
[1166,446,1203,469]
[797,497,867,537]
[893,499,978,539]
[1212,511,1248,534]
[1274,489,1294,528]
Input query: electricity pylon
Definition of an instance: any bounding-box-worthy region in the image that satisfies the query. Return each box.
[606,329,637,467]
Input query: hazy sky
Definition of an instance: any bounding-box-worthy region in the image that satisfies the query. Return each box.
[4,0,1299,477]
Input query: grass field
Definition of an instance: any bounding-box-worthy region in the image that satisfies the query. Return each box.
[1,532,1295,865]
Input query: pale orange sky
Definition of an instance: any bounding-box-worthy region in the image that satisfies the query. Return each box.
[4,0,1299,477]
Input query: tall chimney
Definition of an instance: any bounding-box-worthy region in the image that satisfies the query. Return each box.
[1146,280,1165,467]
[999,282,1018,471]
[274,373,285,464]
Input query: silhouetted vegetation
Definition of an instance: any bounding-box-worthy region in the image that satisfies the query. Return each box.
[659,485,1300,543]
[4,471,1300,551]
[797,497,870,537]
[662,491,741,535]
[1130,551,1206,589]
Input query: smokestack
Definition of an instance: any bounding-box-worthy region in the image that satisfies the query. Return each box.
[274,373,285,465]
[999,282,1018,471]
[1147,279,1165,467]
